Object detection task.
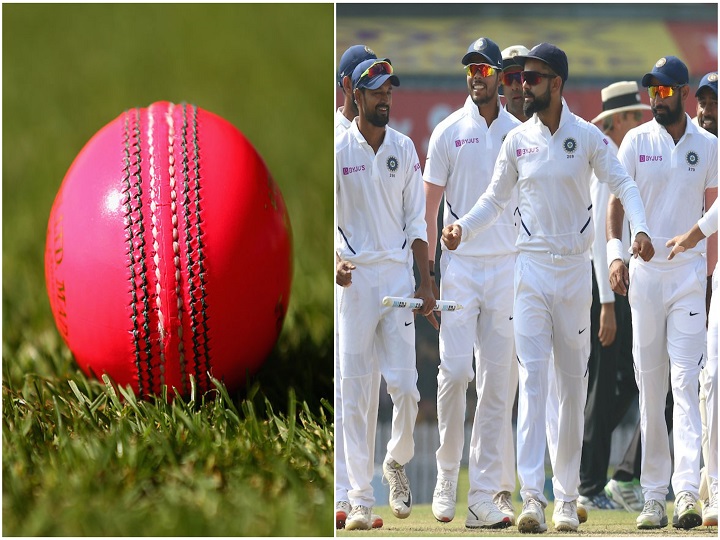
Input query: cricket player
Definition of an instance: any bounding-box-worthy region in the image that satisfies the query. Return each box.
[500,45,530,123]
[666,197,718,528]
[334,44,383,531]
[442,43,653,534]
[335,57,436,530]
[424,37,519,529]
[694,71,717,526]
[607,56,718,531]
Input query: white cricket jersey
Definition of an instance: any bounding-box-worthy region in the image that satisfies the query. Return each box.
[590,136,632,303]
[699,197,719,276]
[335,119,426,265]
[335,107,353,138]
[456,101,650,256]
[424,96,521,257]
[618,114,718,262]
[699,197,719,238]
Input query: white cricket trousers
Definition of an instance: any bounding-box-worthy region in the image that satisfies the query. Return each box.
[334,293,381,504]
[337,259,420,508]
[436,252,515,505]
[706,267,718,499]
[514,252,591,505]
[629,256,706,502]
[501,352,519,494]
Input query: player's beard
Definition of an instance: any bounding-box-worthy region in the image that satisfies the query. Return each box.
[523,84,551,117]
[652,98,683,127]
[469,77,499,107]
[365,105,390,127]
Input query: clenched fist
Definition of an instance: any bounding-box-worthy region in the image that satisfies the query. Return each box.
[336,259,356,287]
[441,224,463,250]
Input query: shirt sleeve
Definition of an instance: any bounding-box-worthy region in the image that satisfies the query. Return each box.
[706,138,718,190]
[455,135,517,242]
[699,197,719,237]
[590,175,615,303]
[403,141,428,245]
[597,129,650,240]
[334,142,342,253]
[423,124,449,187]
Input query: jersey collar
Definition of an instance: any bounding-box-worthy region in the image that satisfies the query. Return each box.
[650,112,697,142]
[349,117,391,148]
[464,95,504,128]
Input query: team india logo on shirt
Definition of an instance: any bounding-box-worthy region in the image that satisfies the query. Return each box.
[686,151,699,167]
[386,156,399,173]
[563,137,578,153]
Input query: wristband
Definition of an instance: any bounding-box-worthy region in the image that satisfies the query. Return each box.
[606,238,624,268]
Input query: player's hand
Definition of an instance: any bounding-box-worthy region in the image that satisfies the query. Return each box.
[609,259,629,296]
[441,224,462,250]
[598,302,617,347]
[666,230,702,260]
[414,281,439,330]
[336,260,356,287]
[632,232,654,262]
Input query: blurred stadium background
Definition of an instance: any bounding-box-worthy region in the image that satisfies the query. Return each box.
[336,2,718,504]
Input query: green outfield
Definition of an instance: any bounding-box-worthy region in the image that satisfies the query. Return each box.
[2,4,333,536]
[338,470,717,537]
[339,502,717,537]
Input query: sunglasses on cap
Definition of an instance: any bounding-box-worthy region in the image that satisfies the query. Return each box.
[647,85,684,99]
[359,60,393,81]
[521,71,557,86]
[465,63,497,78]
[502,71,523,86]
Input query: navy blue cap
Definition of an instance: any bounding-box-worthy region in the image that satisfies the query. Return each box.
[352,58,400,90]
[696,72,718,97]
[641,56,689,87]
[515,43,569,82]
[337,45,377,87]
[461,38,502,70]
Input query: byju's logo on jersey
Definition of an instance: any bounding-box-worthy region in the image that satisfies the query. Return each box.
[686,151,699,167]
[517,146,539,157]
[342,165,366,175]
[386,156,399,173]
[454,137,480,148]
[563,138,578,153]
[639,155,662,163]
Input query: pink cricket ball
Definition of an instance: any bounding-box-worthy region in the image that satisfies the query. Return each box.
[44,101,292,398]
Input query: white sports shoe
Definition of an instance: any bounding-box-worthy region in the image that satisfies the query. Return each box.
[672,491,702,529]
[432,477,457,522]
[465,499,512,529]
[345,505,372,531]
[636,499,668,529]
[493,491,516,525]
[517,497,547,533]
[553,500,580,532]
[604,478,644,512]
[382,459,412,519]
[703,493,718,527]
[336,500,351,529]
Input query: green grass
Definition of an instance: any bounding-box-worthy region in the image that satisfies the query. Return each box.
[338,469,717,537]
[339,502,717,537]
[3,352,333,536]
[3,4,334,536]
